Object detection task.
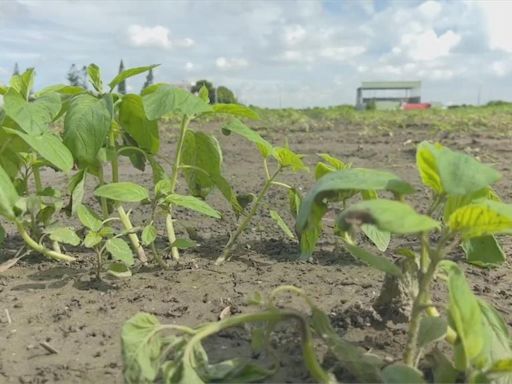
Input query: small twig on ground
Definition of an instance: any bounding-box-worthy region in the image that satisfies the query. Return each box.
[40,341,59,354]
[4,309,12,325]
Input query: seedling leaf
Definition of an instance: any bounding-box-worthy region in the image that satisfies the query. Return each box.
[48,227,80,246]
[418,317,447,348]
[165,194,221,218]
[94,182,149,202]
[212,104,260,120]
[269,209,295,239]
[273,147,307,172]
[171,239,197,249]
[87,64,103,93]
[220,119,273,157]
[361,224,390,252]
[141,224,157,246]
[106,238,134,266]
[83,231,102,248]
[109,65,159,91]
[462,235,505,267]
[344,243,402,277]
[0,164,20,220]
[382,363,425,383]
[76,204,102,231]
[107,262,132,278]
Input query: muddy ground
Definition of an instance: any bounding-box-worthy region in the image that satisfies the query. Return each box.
[1,121,512,383]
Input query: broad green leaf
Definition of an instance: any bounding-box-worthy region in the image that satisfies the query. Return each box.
[269,209,295,239]
[108,64,159,91]
[344,243,402,277]
[220,119,273,157]
[69,170,86,215]
[63,94,111,167]
[87,63,103,93]
[3,128,73,172]
[107,262,132,278]
[198,85,209,103]
[429,350,459,384]
[0,164,19,220]
[448,200,512,239]
[35,84,85,97]
[142,85,212,119]
[273,147,307,172]
[337,199,440,235]
[83,231,102,248]
[106,238,134,266]
[318,153,349,170]
[48,227,80,246]
[382,363,425,383]
[171,238,197,249]
[296,168,414,233]
[462,235,505,267]
[141,224,157,246]
[122,312,162,383]
[165,194,221,218]
[418,317,447,348]
[212,104,260,120]
[417,141,500,195]
[444,188,493,221]
[94,182,149,203]
[119,94,159,154]
[440,261,484,365]
[3,89,61,135]
[361,224,390,252]
[76,204,102,231]
[298,201,325,260]
[10,68,34,99]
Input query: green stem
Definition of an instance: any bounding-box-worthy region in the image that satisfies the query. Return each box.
[166,115,191,261]
[33,166,43,193]
[16,221,75,262]
[97,166,109,219]
[117,206,147,263]
[109,131,120,183]
[151,242,167,269]
[52,241,62,254]
[215,166,282,265]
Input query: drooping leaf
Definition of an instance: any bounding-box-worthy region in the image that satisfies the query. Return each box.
[0,164,20,220]
[141,224,157,246]
[106,238,134,266]
[63,94,111,167]
[142,85,212,119]
[107,262,132,278]
[212,104,260,120]
[109,65,159,91]
[220,119,273,158]
[382,363,425,383]
[344,243,402,277]
[87,63,103,93]
[273,147,307,172]
[269,209,295,239]
[448,200,512,239]
[418,316,447,348]
[94,182,149,203]
[69,170,87,215]
[3,128,73,172]
[337,199,440,235]
[296,168,414,233]
[3,89,61,135]
[76,204,102,232]
[361,224,390,252]
[48,227,80,246]
[119,94,159,154]
[206,359,273,382]
[462,235,505,267]
[165,194,221,218]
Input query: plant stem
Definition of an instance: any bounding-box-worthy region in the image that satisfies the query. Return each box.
[215,166,282,265]
[117,206,147,263]
[33,166,43,193]
[97,166,109,219]
[16,221,75,262]
[166,115,191,261]
[52,241,61,254]
[151,242,167,269]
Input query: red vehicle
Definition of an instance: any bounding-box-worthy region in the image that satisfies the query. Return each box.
[401,102,431,110]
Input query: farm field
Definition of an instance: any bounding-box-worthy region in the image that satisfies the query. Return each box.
[2,109,512,383]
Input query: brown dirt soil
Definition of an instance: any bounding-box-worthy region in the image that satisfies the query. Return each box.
[1,122,512,383]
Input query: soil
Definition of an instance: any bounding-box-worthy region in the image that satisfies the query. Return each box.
[1,121,512,383]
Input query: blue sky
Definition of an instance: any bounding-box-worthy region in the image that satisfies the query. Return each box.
[1,0,512,107]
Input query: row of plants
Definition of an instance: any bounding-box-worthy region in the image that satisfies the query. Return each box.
[123,140,512,382]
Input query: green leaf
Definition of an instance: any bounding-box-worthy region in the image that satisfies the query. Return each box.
[273,147,307,172]
[0,223,5,247]
[122,312,162,383]
[488,359,512,374]
[337,199,440,235]
[382,363,425,383]
[3,89,61,135]
[69,170,87,215]
[269,210,295,239]
[142,85,212,119]
[119,94,159,154]
[35,84,85,97]
[418,317,447,348]
[212,104,260,120]
[198,85,209,103]
[141,224,157,246]
[440,261,485,365]
[344,243,402,277]
[109,65,159,91]
[361,224,390,252]
[48,227,80,246]
[94,182,149,203]
[107,262,132,278]
[87,63,103,93]
[220,119,273,157]
[428,350,459,384]
[3,128,73,172]
[76,204,102,231]
[206,359,273,382]
[417,141,500,195]
[318,153,349,170]
[296,168,414,233]
[448,200,512,239]
[0,164,20,220]
[165,194,221,218]
[63,94,111,167]
[462,235,505,267]
[83,231,102,248]
[106,238,134,266]
[171,238,197,249]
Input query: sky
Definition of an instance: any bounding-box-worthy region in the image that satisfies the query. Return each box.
[1,0,512,108]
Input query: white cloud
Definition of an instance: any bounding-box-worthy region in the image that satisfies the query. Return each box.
[319,46,366,60]
[127,25,194,49]
[215,57,249,70]
[478,1,512,53]
[185,62,194,71]
[282,24,306,46]
[418,1,442,19]
[398,29,461,61]
[491,61,511,77]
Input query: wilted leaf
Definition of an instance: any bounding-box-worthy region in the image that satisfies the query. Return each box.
[269,210,295,239]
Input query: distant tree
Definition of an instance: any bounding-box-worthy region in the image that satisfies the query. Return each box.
[141,68,154,92]
[67,64,80,86]
[190,80,215,103]
[216,85,237,104]
[80,65,88,89]
[13,62,19,76]
[117,60,126,94]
